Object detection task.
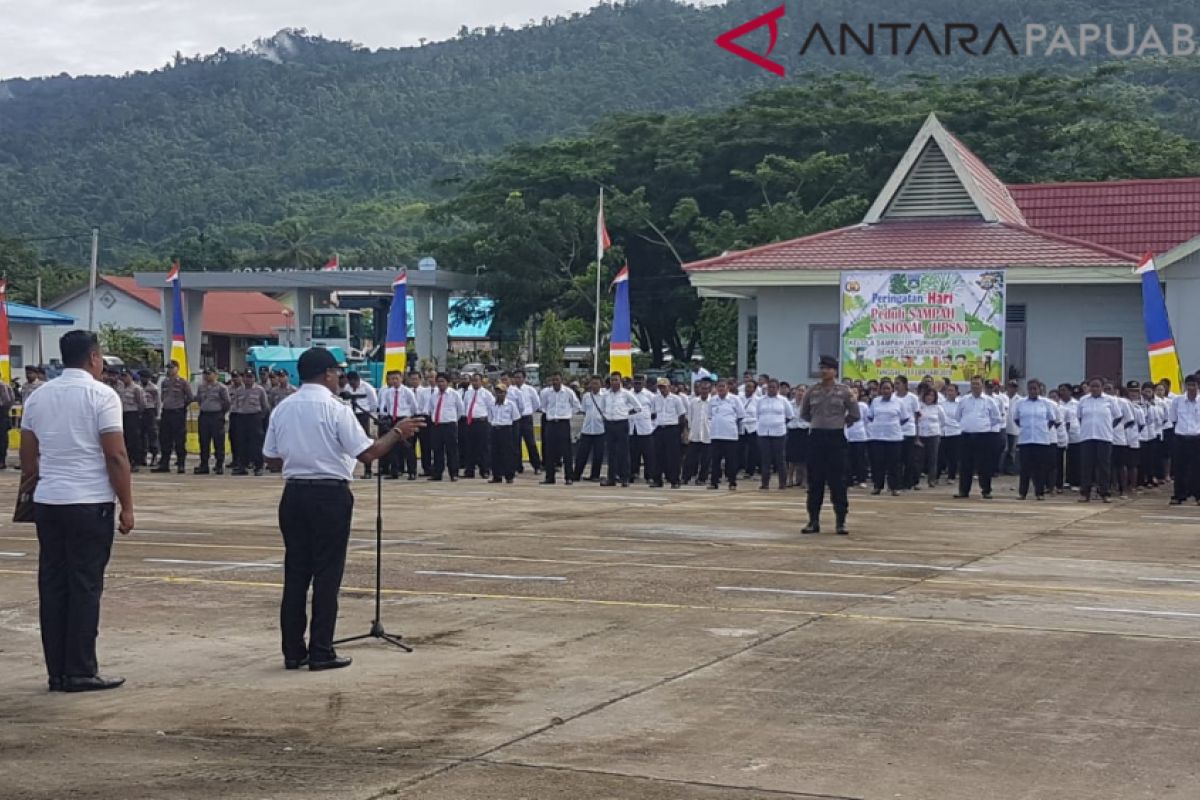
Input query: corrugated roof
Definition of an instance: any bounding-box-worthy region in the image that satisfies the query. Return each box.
[6,301,75,326]
[1008,178,1200,256]
[102,276,291,337]
[683,220,1137,272]
[944,131,1027,225]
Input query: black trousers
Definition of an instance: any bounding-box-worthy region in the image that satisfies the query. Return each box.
[1066,442,1082,487]
[740,432,759,476]
[574,433,605,481]
[869,441,902,492]
[957,432,995,497]
[378,417,416,477]
[417,415,433,474]
[491,425,516,481]
[807,429,848,518]
[655,425,682,486]
[709,439,739,487]
[35,502,115,679]
[159,408,187,467]
[278,483,352,663]
[542,420,573,482]
[1173,435,1200,501]
[198,411,226,467]
[122,410,143,467]
[1018,443,1054,498]
[356,413,374,475]
[604,421,631,484]
[517,415,542,472]
[919,435,941,485]
[847,440,868,485]
[140,409,158,462]
[228,413,241,464]
[899,435,918,488]
[232,412,263,470]
[630,432,656,483]
[431,422,460,479]
[463,418,491,477]
[0,410,9,464]
[683,442,710,484]
[758,435,787,489]
[940,435,960,480]
[1079,439,1113,498]
[1053,446,1066,490]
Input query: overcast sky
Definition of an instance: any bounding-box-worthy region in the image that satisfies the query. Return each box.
[0,0,697,79]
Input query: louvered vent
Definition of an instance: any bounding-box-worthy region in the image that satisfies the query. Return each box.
[884,141,981,219]
[1006,304,1026,324]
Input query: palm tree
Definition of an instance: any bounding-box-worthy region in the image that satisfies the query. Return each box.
[269,218,319,269]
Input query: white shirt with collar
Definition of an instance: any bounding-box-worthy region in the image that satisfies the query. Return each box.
[917,402,945,437]
[346,381,377,415]
[1108,395,1133,445]
[1170,393,1200,436]
[263,383,373,482]
[580,391,607,435]
[1062,397,1082,444]
[428,387,466,424]
[1004,393,1022,435]
[846,401,869,442]
[461,386,495,420]
[599,387,640,423]
[652,391,688,427]
[941,398,962,437]
[707,393,745,441]
[21,368,124,504]
[1076,394,1120,443]
[513,384,541,418]
[987,393,1006,433]
[414,384,433,415]
[958,393,1000,434]
[540,386,582,420]
[894,391,919,436]
[1013,397,1057,446]
[754,394,794,438]
[866,396,907,442]
[630,388,657,436]
[377,385,418,419]
[488,397,520,427]
[688,395,712,443]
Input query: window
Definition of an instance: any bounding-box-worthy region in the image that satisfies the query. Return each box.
[10,345,22,369]
[809,324,840,378]
[747,314,758,374]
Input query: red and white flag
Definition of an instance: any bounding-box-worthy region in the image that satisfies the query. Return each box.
[597,194,611,252]
[322,254,340,272]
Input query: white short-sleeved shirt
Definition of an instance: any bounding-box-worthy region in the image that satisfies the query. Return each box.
[845,402,869,442]
[895,391,919,436]
[22,369,124,504]
[867,396,907,442]
[263,383,373,481]
[1013,397,1057,446]
[707,394,745,441]
[754,395,794,438]
[1076,394,1120,443]
[1171,393,1200,436]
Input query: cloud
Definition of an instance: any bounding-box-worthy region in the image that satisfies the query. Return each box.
[0,0,642,79]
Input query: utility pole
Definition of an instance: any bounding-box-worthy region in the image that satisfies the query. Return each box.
[86,228,99,331]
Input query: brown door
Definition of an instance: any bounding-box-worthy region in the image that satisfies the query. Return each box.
[1085,337,1122,385]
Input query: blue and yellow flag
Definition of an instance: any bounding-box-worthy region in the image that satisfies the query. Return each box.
[165,260,188,377]
[384,269,408,375]
[0,280,10,384]
[609,264,632,378]
[1136,253,1183,388]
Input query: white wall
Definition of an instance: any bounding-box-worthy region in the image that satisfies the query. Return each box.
[752,283,1146,386]
[11,323,45,369]
[1166,252,1200,375]
[42,288,161,363]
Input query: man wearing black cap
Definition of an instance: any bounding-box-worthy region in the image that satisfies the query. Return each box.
[263,348,424,671]
[800,356,860,535]
[195,367,231,474]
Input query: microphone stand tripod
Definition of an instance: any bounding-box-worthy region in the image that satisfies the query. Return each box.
[334,411,413,653]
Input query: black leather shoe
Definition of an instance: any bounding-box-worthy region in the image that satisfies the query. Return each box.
[801,521,820,534]
[151,465,171,473]
[309,656,352,672]
[284,657,309,670]
[193,466,210,475]
[48,676,65,692]
[177,465,186,474]
[835,519,848,535]
[253,468,263,477]
[214,465,224,475]
[64,675,125,692]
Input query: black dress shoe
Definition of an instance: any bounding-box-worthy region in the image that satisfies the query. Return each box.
[407,475,417,481]
[64,675,125,692]
[489,478,503,484]
[541,478,556,485]
[801,522,820,534]
[151,465,171,473]
[309,656,352,672]
[214,465,225,475]
[177,465,186,474]
[253,468,263,477]
[835,519,848,535]
[48,676,65,692]
[284,657,309,670]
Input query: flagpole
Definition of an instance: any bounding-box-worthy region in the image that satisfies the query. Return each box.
[593,187,603,375]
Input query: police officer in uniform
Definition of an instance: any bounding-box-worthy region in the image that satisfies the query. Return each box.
[231,370,270,476]
[195,367,231,474]
[799,356,861,535]
[116,370,145,473]
[154,360,193,473]
[139,370,160,467]
[263,348,423,671]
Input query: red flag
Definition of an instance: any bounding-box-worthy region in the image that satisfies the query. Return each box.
[597,198,611,252]
[322,254,340,271]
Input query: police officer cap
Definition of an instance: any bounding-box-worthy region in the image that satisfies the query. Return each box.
[818,355,838,369]
[297,348,340,381]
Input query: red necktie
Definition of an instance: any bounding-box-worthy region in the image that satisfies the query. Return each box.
[467,391,477,426]
[435,392,445,424]
[392,390,399,418]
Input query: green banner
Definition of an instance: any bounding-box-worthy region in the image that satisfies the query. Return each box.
[840,270,1005,383]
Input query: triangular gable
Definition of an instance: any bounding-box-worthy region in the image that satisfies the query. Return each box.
[864,113,1026,226]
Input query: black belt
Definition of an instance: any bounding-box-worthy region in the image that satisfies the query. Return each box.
[286,478,350,487]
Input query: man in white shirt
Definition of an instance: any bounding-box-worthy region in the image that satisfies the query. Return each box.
[629,375,658,485]
[377,370,419,480]
[1077,378,1121,502]
[574,376,607,482]
[707,379,745,490]
[738,374,762,479]
[689,357,713,390]
[460,374,495,479]
[1001,380,1022,475]
[754,378,794,491]
[1169,374,1200,505]
[600,372,641,487]
[652,377,688,488]
[414,372,435,476]
[264,348,422,671]
[427,372,465,481]
[510,370,543,476]
[954,377,1002,499]
[683,377,713,485]
[539,372,581,485]
[344,371,378,478]
[20,330,134,693]
[1012,380,1058,500]
[488,386,521,484]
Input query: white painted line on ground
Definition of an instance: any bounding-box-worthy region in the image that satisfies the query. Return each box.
[415,570,567,582]
[830,559,982,572]
[717,586,897,601]
[1136,577,1200,584]
[143,558,279,569]
[1141,515,1200,523]
[0,552,26,558]
[933,506,1039,516]
[135,529,212,537]
[559,547,696,557]
[1075,606,1200,619]
[351,538,442,546]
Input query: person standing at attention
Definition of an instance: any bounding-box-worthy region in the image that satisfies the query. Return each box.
[138,370,160,468]
[1077,377,1121,503]
[953,377,1001,500]
[1012,379,1058,501]
[153,360,193,474]
[20,330,134,692]
[263,348,423,672]
[116,370,145,474]
[707,379,745,491]
[230,370,269,477]
[195,367,231,475]
[539,373,581,485]
[801,356,860,533]
[427,372,465,482]
[1168,374,1200,505]
[652,377,688,488]
[510,370,543,476]
[754,378,793,492]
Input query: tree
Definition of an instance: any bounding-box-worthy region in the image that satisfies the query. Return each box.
[99,324,160,368]
[696,299,737,379]
[537,311,567,371]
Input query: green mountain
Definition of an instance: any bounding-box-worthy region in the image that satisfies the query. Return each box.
[0,0,1197,269]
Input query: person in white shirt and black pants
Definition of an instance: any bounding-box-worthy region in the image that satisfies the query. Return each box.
[629,376,658,484]
[954,377,1002,499]
[20,330,135,692]
[460,374,495,479]
[574,377,607,482]
[1012,380,1058,500]
[1169,374,1200,505]
[600,373,641,487]
[427,373,465,481]
[263,348,422,671]
[377,371,419,480]
[1077,377,1120,503]
[540,373,581,485]
[652,377,687,488]
[510,370,543,475]
[707,379,745,491]
[488,387,520,484]
[754,379,793,491]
